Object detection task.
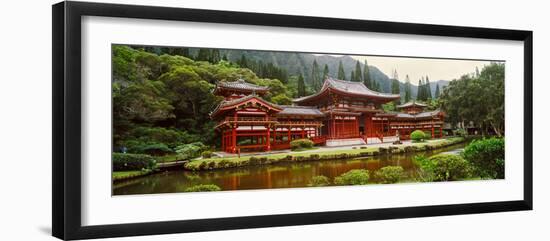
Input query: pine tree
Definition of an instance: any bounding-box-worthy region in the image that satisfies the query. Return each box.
[371,79,379,91]
[222,54,228,61]
[197,48,211,61]
[425,76,432,100]
[363,60,371,88]
[390,69,400,104]
[311,60,321,91]
[323,64,329,80]
[182,48,190,58]
[239,54,248,68]
[210,49,221,63]
[350,70,355,81]
[404,75,411,103]
[417,79,424,101]
[297,74,306,97]
[337,61,346,80]
[434,83,440,99]
[354,60,362,82]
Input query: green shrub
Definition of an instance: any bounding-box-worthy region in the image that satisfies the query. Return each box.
[424,131,432,140]
[175,142,208,160]
[249,157,261,165]
[309,154,320,161]
[375,166,404,184]
[184,184,221,192]
[113,153,156,171]
[201,150,213,158]
[123,140,173,156]
[334,169,370,185]
[290,139,314,150]
[463,137,505,179]
[120,127,200,152]
[411,130,426,142]
[207,161,216,169]
[414,154,470,181]
[454,128,467,137]
[198,161,207,170]
[309,175,330,187]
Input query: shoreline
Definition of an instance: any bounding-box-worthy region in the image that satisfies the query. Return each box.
[183,137,467,171]
[112,137,471,182]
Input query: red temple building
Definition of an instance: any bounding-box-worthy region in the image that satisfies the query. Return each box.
[211,78,445,153]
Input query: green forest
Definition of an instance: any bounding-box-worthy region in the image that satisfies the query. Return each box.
[112,45,504,157]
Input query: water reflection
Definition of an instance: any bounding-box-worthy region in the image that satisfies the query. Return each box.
[113,144,465,195]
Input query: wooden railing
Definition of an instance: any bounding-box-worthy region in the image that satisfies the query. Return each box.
[217,116,278,127]
[276,120,323,127]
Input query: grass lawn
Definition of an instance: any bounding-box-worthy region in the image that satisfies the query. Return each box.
[184,137,466,171]
[112,170,152,181]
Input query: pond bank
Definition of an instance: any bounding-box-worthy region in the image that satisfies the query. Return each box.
[113,142,469,195]
[183,137,466,171]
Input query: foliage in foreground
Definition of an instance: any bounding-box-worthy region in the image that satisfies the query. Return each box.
[112,153,157,172]
[375,166,405,184]
[309,175,331,187]
[290,138,314,150]
[463,137,505,179]
[334,169,370,185]
[184,184,222,192]
[414,154,470,181]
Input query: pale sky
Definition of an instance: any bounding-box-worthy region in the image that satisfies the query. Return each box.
[319,54,496,84]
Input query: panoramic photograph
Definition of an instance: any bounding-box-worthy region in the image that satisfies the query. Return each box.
[111,45,505,195]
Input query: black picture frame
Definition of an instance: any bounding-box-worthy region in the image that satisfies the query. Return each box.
[52,1,533,240]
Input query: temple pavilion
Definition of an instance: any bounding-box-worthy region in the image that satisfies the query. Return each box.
[211,78,445,153]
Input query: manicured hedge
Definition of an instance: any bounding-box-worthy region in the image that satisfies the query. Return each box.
[334,169,370,185]
[309,175,330,187]
[411,130,426,142]
[184,184,221,192]
[415,154,470,181]
[290,138,314,150]
[375,166,404,184]
[113,153,156,171]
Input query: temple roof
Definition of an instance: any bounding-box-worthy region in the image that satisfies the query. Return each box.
[293,78,400,104]
[276,105,325,117]
[379,110,443,119]
[210,94,282,118]
[396,101,428,109]
[213,79,269,95]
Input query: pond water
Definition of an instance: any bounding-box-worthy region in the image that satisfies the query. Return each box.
[113,143,466,195]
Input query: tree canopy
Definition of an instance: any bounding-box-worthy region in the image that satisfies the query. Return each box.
[439,63,504,136]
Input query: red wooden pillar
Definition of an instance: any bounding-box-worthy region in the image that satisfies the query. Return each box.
[287,127,291,142]
[355,116,359,137]
[221,131,225,151]
[266,125,271,151]
[431,125,435,138]
[231,127,237,153]
[232,112,238,153]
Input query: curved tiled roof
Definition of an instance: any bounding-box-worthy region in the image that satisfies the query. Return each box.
[276,105,324,117]
[210,94,282,118]
[395,110,443,119]
[396,101,428,109]
[215,79,269,92]
[294,78,400,103]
